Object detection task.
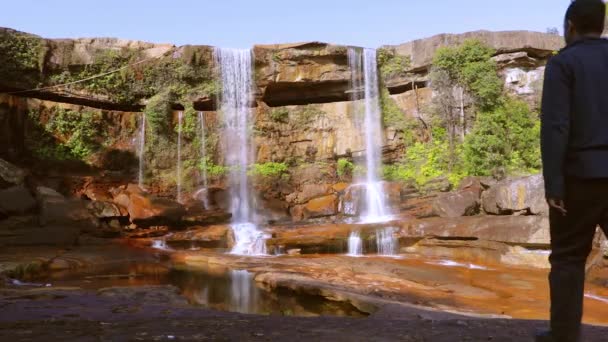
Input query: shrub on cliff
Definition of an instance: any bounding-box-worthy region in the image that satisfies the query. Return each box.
[463,98,540,176]
[377,47,411,78]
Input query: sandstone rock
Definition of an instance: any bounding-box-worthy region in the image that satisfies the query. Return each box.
[35,186,64,201]
[166,225,230,248]
[83,186,112,202]
[287,248,302,256]
[332,183,349,193]
[0,158,26,188]
[418,177,452,194]
[127,192,186,226]
[36,186,98,229]
[290,205,306,222]
[387,31,563,71]
[432,188,480,218]
[113,193,131,209]
[481,174,548,215]
[303,195,339,219]
[0,185,36,215]
[404,238,509,265]
[86,201,127,219]
[401,215,550,246]
[288,184,333,205]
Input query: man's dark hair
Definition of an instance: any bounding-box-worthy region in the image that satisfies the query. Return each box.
[566,0,606,34]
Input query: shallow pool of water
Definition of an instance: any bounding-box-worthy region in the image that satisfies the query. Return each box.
[29,261,367,318]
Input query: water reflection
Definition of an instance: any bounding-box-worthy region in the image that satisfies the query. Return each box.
[169,267,366,317]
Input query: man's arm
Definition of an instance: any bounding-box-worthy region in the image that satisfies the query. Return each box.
[541,56,572,202]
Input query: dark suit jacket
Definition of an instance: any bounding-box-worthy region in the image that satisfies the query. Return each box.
[541,37,608,199]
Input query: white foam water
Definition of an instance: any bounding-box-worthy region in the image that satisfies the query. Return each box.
[176,110,184,203]
[215,48,268,256]
[137,113,146,188]
[585,293,608,304]
[347,231,364,256]
[348,48,391,223]
[431,260,489,270]
[198,111,210,209]
[151,239,169,250]
[376,227,397,256]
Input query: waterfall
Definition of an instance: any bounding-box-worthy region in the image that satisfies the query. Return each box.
[376,227,397,256]
[137,113,146,188]
[348,47,390,223]
[198,111,210,209]
[176,111,184,203]
[215,48,268,256]
[347,231,363,256]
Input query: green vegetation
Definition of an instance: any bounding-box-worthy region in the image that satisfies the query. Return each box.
[463,98,541,176]
[176,104,199,139]
[249,162,289,177]
[47,46,218,106]
[383,139,451,186]
[0,30,47,84]
[383,39,540,188]
[377,47,411,78]
[199,157,229,177]
[270,107,290,123]
[380,88,407,128]
[294,105,326,125]
[27,107,103,161]
[337,158,355,178]
[433,40,502,110]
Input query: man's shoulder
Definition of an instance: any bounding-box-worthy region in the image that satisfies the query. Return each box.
[554,38,608,60]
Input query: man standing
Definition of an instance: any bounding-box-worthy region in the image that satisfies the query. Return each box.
[540,1,608,341]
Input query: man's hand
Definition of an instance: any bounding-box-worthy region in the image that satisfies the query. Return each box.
[548,198,567,216]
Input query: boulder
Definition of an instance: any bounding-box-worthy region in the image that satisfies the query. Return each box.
[86,201,128,219]
[418,177,452,194]
[127,192,186,226]
[481,174,548,215]
[288,184,333,205]
[404,238,509,265]
[0,185,36,215]
[401,215,550,246]
[432,187,481,218]
[289,205,306,222]
[36,186,98,229]
[303,195,339,219]
[0,158,26,188]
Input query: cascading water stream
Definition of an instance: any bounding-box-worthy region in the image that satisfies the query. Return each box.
[138,113,146,188]
[348,48,391,223]
[176,111,183,203]
[198,111,210,209]
[375,227,397,256]
[347,231,363,256]
[215,48,268,256]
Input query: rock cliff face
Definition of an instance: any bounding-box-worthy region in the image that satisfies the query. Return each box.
[0,28,563,221]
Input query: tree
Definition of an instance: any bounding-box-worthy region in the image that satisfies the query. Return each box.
[546,27,560,36]
[463,98,540,176]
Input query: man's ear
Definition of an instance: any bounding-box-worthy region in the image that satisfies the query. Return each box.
[567,19,576,36]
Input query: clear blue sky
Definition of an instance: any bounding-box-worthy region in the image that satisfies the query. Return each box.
[1,0,572,48]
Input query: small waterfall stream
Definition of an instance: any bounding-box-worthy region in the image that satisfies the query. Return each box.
[347,231,363,256]
[215,48,268,255]
[137,113,146,188]
[176,110,184,203]
[198,111,210,209]
[348,48,391,223]
[375,227,397,256]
